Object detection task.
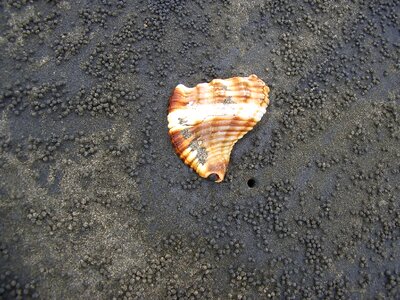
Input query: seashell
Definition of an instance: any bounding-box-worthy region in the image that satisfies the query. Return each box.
[168,74,270,182]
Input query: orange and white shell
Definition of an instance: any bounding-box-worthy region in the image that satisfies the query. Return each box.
[167,74,270,182]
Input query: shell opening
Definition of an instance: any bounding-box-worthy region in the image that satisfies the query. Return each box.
[207,173,220,182]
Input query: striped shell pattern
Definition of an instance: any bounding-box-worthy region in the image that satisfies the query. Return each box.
[167,75,270,182]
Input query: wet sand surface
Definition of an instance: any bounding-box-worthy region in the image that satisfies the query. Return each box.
[0,0,399,299]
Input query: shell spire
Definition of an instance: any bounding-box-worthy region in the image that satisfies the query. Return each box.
[168,74,270,182]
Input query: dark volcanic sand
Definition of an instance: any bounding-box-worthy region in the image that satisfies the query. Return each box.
[0,0,399,299]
